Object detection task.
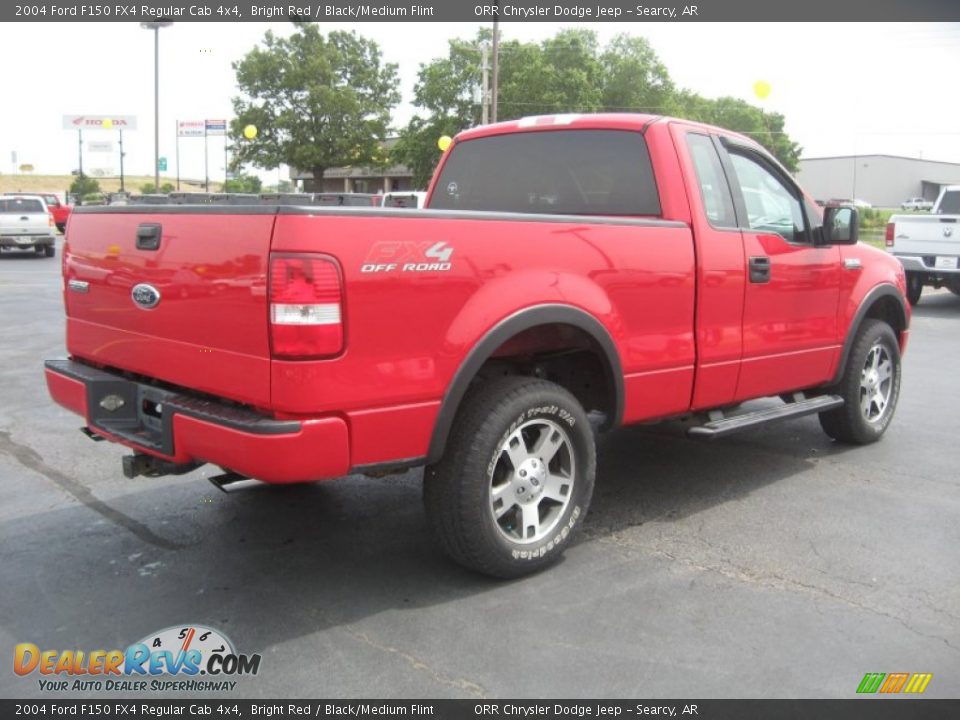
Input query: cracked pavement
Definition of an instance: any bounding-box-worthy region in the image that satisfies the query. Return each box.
[1,242,958,698]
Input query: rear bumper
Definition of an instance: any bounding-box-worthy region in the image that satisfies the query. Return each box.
[44,358,350,483]
[0,235,54,248]
[894,254,960,275]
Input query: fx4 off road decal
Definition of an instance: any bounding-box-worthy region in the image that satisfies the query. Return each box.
[361,241,454,273]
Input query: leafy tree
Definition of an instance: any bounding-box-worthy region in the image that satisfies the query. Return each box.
[160,182,175,193]
[223,174,263,193]
[396,30,802,183]
[69,175,100,197]
[229,26,400,186]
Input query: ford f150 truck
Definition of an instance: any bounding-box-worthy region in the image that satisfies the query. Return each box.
[45,114,910,577]
[886,185,960,304]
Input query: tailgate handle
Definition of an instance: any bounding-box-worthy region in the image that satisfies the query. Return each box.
[136,223,162,251]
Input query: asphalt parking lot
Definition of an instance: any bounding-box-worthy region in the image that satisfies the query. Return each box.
[1,239,958,700]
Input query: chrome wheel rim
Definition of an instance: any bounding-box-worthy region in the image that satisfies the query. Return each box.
[859,343,894,423]
[489,418,575,544]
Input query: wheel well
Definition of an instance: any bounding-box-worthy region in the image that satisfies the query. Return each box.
[426,309,623,464]
[864,294,906,338]
[475,323,616,422]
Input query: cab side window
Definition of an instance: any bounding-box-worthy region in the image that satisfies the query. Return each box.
[686,133,737,229]
[728,151,808,244]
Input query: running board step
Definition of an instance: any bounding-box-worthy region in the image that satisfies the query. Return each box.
[687,395,844,439]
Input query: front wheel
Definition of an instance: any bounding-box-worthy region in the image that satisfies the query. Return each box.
[424,376,596,578]
[819,319,901,444]
[905,272,923,306]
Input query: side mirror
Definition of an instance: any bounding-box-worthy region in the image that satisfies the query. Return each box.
[822,205,859,245]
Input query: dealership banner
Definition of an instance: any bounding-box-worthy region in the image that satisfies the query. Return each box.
[8,0,960,22]
[62,115,137,130]
[178,120,205,137]
[205,119,227,136]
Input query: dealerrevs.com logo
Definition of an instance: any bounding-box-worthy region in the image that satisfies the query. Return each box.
[14,625,261,693]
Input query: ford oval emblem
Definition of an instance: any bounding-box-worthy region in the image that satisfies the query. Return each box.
[131,283,161,309]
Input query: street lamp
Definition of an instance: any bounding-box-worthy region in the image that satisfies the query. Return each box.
[140,21,173,190]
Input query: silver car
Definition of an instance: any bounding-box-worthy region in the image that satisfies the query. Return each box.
[0,195,57,257]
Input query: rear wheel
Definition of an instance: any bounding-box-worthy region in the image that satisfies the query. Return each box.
[947,276,960,297]
[905,272,923,306]
[819,319,901,444]
[43,245,55,258]
[423,375,596,578]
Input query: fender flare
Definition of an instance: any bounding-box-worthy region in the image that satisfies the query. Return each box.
[832,283,908,385]
[426,304,625,464]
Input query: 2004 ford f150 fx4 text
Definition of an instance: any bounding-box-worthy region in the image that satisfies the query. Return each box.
[45,114,910,577]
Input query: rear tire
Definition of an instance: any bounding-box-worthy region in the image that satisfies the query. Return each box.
[43,245,55,258]
[423,375,596,578]
[819,319,901,444]
[947,276,960,297]
[905,272,923,306]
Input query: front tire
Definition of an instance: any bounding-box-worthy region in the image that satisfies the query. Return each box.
[424,376,596,578]
[905,272,923,306]
[819,319,901,444]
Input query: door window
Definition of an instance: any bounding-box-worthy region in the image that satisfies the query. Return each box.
[728,151,807,243]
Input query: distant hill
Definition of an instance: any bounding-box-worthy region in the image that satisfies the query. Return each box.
[0,175,210,197]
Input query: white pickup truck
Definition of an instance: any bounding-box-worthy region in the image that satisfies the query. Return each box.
[0,195,57,257]
[886,185,960,304]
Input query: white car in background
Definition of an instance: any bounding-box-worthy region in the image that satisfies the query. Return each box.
[381,191,427,209]
[0,195,57,258]
[900,197,934,211]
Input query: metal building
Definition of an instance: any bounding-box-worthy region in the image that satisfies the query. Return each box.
[795,155,960,208]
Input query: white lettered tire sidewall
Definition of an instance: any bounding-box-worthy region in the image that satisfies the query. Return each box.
[424,376,596,578]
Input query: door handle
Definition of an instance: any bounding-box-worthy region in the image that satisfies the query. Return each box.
[749,256,770,283]
[136,223,162,251]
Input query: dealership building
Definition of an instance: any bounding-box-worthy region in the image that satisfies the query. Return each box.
[795,155,960,208]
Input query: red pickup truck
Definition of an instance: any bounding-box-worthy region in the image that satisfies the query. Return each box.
[45,114,909,577]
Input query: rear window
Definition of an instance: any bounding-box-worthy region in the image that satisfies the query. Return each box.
[431,129,661,216]
[0,198,45,213]
[938,190,960,214]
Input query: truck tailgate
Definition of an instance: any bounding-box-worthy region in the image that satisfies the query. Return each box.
[63,210,275,408]
[892,215,960,256]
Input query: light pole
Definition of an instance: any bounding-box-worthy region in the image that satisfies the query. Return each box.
[141,21,173,190]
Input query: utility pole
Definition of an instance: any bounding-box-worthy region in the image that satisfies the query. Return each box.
[491,17,499,123]
[481,42,489,125]
[140,21,173,190]
[77,129,84,179]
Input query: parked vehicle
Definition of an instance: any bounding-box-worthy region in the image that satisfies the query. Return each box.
[0,195,57,257]
[45,114,909,577]
[3,191,72,232]
[886,185,960,304]
[900,197,934,211]
[382,191,427,209]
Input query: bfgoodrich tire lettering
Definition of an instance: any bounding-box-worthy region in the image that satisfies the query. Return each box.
[423,376,596,578]
[819,319,901,444]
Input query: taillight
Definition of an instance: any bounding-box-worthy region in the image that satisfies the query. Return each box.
[269,253,343,359]
[49,213,55,228]
[885,222,895,247]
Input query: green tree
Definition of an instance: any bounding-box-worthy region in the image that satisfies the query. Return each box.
[396,30,802,183]
[229,26,400,185]
[69,175,100,198]
[223,174,263,193]
[160,182,175,193]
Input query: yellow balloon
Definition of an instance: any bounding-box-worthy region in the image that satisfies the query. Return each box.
[243,124,258,140]
[101,119,113,129]
[437,135,452,152]
[753,80,772,100]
